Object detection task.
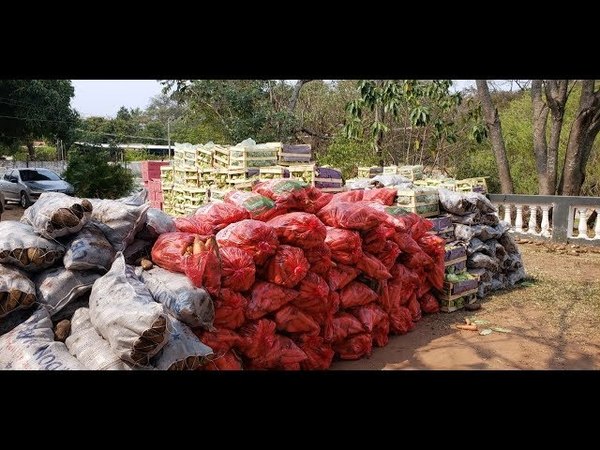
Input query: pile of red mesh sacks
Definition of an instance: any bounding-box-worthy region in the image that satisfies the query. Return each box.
[150,181,445,370]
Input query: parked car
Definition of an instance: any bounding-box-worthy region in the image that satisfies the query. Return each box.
[0,168,75,208]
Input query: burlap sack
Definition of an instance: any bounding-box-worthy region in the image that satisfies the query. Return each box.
[34,267,100,317]
[151,317,213,370]
[63,223,116,272]
[21,192,92,239]
[0,307,85,370]
[0,263,36,318]
[65,307,132,370]
[89,253,168,366]
[0,221,65,272]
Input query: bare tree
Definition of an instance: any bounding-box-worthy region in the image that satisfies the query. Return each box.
[476,80,514,193]
[559,80,600,196]
[531,80,569,195]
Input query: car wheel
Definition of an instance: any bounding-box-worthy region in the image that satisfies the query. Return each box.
[20,191,31,208]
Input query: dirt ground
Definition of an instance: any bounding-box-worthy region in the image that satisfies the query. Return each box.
[333,243,600,370]
[1,204,25,221]
[5,202,598,370]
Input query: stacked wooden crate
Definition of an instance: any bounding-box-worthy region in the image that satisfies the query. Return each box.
[278,144,312,165]
[398,165,424,181]
[394,187,440,218]
[437,242,479,312]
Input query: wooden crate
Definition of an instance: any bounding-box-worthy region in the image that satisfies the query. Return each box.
[383,165,398,175]
[160,165,174,184]
[288,164,316,185]
[438,291,478,312]
[279,144,311,165]
[395,188,440,217]
[358,166,383,178]
[398,165,424,181]
[456,177,489,194]
[227,144,279,169]
[209,188,234,203]
[444,255,467,268]
[259,166,289,180]
[214,147,231,169]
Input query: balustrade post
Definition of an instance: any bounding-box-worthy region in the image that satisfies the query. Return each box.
[541,205,551,238]
[595,208,600,239]
[503,204,512,226]
[578,208,588,239]
[515,205,524,233]
[528,205,538,235]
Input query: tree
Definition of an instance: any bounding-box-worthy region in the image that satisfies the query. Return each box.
[0,80,79,159]
[62,146,135,198]
[531,80,569,195]
[162,80,314,145]
[559,80,600,196]
[344,80,465,171]
[475,80,514,193]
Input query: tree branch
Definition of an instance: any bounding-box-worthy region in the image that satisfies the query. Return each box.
[289,80,313,112]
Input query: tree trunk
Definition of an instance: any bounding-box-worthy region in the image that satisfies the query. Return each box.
[532,80,569,195]
[288,80,312,111]
[476,80,514,193]
[26,142,35,160]
[559,80,600,196]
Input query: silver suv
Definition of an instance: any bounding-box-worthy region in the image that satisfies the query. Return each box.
[0,168,75,208]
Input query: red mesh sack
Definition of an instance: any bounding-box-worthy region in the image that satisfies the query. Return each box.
[238,318,277,359]
[362,188,397,205]
[419,292,440,314]
[264,245,309,288]
[213,289,247,330]
[253,179,310,210]
[267,212,327,250]
[350,303,390,348]
[317,201,388,231]
[304,244,332,275]
[331,312,365,344]
[296,335,335,370]
[219,246,256,292]
[293,272,331,322]
[173,216,215,236]
[411,216,434,240]
[364,203,410,233]
[377,280,393,313]
[418,234,446,291]
[407,293,422,322]
[274,305,321,335]
[247,335,307,370]
[388,265,419,306]
[246,281,298,320]
[225,190,285,221]
[193,202,250,231]
[417,281,431,298]
[325,227,363,265]
[376,240,401,270]
[303,187,333,214]
[356,252,392,281]
[202,350,243,370]
[391,231,422,254]
[151,232,196,273]
[388,305,415,335]
[401,249,434,272]
[196,328,242,354]
[339,281,378,309]
[183,236,222,297]
[332,333,372,360]
[350,303,388,333]
[361,224,394,254]
[295,272,330,305]
[331,190,363,203]
[216,219,278,266]
[327,264,360,291]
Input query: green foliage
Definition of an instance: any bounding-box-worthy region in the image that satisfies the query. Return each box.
[124,149,151,162]
[318,135,378,179]
[33,146,57,160]
[0,80,79,149]
[63,147,135,199]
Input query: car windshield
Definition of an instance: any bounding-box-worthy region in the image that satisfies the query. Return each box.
[19,169,61,182]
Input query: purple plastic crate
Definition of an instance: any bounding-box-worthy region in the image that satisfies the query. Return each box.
[315,167,343,189]
[445,243,467,261]
[429,215,453,232]
[281,144,312,163]
[450,278,479,295]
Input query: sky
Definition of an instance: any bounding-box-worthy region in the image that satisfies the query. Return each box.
[71,80,163,118]
[71,79,481,118]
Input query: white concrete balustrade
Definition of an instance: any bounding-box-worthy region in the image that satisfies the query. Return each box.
[496,203,554,238]
[568,206,600,240]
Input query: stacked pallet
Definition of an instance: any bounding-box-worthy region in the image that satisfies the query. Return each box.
[141,161,169,210]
